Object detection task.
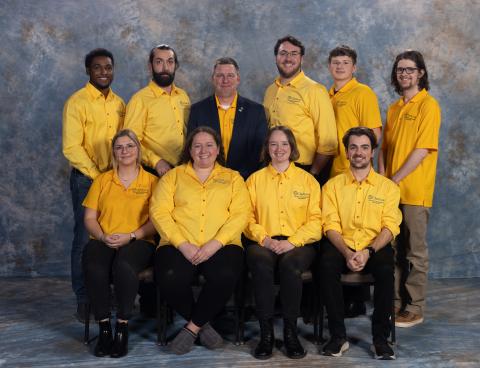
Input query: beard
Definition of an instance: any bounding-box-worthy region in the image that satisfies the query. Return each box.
[153,71,175,87]
[276,62,301,80]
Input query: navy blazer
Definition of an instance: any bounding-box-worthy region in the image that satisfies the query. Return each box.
[187,95,268,179]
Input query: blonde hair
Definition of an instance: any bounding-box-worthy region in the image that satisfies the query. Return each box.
[111,129,142,170]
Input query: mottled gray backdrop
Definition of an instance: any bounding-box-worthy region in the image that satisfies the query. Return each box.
[1,0,479,278]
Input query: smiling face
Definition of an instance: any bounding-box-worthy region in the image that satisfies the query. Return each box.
[268,129,292,166]
[346,134,374,170]
[212,63,240,100]
[113,135,139,168]
[396,58,424,94]
[190,132,220,169]
[87,56,113,92]
[329,55,356,85]
[275,41,303,81]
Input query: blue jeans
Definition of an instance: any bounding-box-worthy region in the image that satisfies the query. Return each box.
[69,168,92,304]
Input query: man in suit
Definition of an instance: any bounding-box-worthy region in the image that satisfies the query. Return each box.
[187,57,268,179]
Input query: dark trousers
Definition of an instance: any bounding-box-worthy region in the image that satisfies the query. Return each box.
[246,241,316,320]
[69,169,92,304]
[155,244,243,327]
[318,239,394,342]
[83,239,154,320]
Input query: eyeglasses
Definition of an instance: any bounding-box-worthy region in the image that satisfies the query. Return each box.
[396,67,418,74]
[213,73,237,80]
[278,50,301,58]
[114,143,137,152]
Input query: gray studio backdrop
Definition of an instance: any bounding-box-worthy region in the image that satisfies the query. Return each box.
[1,0,479,278]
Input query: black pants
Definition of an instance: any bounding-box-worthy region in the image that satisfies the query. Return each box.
[318,239,394,342]
[155,244,243,327]
[83,239,154,320]
[246,241,316,320]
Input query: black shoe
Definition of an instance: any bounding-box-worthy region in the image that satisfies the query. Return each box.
[254,318,274,360]
[371,341,396,360]
[283,319,306,359]
[323,336,349,357]
[110,321,129,358]
[344,301,367,318]
[94,320,113,357]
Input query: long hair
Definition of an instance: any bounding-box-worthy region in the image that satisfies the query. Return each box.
[391,50,430,95]
[260,125,300,164]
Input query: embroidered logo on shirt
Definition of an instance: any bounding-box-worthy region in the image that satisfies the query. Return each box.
[367,195,384,205]
[404,113,417,121]
[213,178,227,184]
[293,190,310,199]
[180,100,190,107]
[336,100,348,107]
[287,96,301,104]
[131,188,149,195]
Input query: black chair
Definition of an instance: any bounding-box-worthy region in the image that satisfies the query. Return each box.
[318,271,396,344]
[83,267,158,344]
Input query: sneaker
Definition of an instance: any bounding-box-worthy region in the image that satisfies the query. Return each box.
[371,341,396,360]
[395,310,424,328]
[323,337,349,357]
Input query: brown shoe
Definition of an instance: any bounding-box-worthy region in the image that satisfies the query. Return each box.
[395,310,423,328]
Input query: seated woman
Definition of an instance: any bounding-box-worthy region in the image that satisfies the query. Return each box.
[82,129,158,358]
[151,126,250,355]
[244,126,322,360]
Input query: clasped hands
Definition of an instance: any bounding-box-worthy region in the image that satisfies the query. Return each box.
[262,237,295,254]
[178,240,223,265]
[102,233,131,248]
[345,248,370,272]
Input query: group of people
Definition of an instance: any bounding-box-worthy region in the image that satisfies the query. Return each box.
[62,35,441,361]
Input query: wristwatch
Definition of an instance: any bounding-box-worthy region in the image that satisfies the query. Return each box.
[365,246,375,257]
[130,232,137,242]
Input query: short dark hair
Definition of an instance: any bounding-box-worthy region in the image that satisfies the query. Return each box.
[180,126,226,166]
[149,44,179,69]
[328,45,357,65]
[85,48,114,69]
[342,126,378,151]
[391,50,430,95]
[261,126,300,164]
[213,57,240,73]
[274,35,305,56]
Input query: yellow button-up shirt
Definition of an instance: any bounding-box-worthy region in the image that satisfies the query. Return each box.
[124,81,190,168]
[245,163,322,246]
[215,93,238,159]
[382,89,441,207]
[264,71,338,165]
[329,78,382,177]
[62,82,125,179]
[323,168,401,251]
[83,166,158,243]
[150,162,250,248]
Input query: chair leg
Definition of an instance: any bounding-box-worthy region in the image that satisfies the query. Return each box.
[234,272,246,345]
[83,303,90,345]
[390,300,396,345]
[156,284,168,346]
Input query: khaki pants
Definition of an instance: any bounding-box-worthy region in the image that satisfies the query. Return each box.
[394,204,430,315]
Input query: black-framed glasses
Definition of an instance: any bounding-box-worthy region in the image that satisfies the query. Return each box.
[396,67,418,74]
[278,50,301,58]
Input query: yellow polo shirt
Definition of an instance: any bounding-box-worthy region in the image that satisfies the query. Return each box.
[382,89,441,207]
[323,168,401,251]
[83,167,158,243]
[329,78,382,177]
[124,81,190,168]
[62,82,125,179]
[215,93,237,159]
[245,162,322,246]
[150,162,250,248]
[263,71,338,165]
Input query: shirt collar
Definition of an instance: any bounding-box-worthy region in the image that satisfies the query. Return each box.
[215,93,238,110]
[112,166,144,187]
[86,82,113,101]
[185,161,222,183]
[345,167,378,186]
[398,88,428,107]
[329,78,358,97]
[274,70,305,88]
[148,80,178,97]
[266,162,295,179]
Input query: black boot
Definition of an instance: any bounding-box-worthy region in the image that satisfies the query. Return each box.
[254,318,274,360]
[283,319,306,359]
[110,321,129,358]
[94,320,113,357]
